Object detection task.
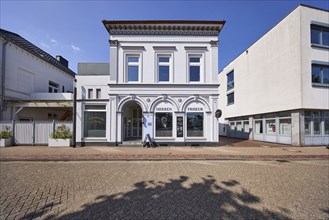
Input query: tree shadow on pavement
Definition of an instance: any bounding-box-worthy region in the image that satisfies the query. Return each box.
[22,176,292,220]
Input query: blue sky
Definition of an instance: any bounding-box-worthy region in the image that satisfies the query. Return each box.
[1,0,328,73]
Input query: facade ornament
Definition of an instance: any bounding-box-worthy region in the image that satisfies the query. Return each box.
[194,95,199,101]
[162,94,168,101]
[130,94,136,100]
[210,40,219,47]
[178,98,182,103]
[146,98,151,102]
[109,40,119,47]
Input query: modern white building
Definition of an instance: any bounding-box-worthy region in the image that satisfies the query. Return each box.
[0,29,75,121]
[218,5,329,146]
[76,20,225,146]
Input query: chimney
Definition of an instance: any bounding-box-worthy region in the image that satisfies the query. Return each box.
[56,55,69,68]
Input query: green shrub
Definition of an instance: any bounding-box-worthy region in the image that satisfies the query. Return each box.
[0,126,12,139]
[50,124,72,139]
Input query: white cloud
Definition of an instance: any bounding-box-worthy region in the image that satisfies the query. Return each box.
[40,42,50,49]
[50,39,57,45]
[71,44,81,53]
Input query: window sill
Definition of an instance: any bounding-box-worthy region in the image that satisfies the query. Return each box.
[312,83,329,88]
[311,44,329,50]
[227,103,234,106]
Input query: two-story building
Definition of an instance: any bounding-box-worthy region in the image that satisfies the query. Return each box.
[218,5,329,146]
[0,29,75,122]
[76,20,225,146]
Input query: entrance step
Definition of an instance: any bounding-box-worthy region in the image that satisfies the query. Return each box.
[120,140,143,147]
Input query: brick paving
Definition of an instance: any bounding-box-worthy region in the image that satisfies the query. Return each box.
[0,137,328,161]
[0,160,328,219]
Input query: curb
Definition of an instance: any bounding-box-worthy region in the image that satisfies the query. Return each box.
[1,154,328,162]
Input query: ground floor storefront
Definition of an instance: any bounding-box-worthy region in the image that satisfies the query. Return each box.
[220,109,329,146]
[76,93,219,146]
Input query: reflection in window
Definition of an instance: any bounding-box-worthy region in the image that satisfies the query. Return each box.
[311,25,329,46]
[187,112,204,137]
[158,56,170,82]
[266,119,276,134]
[313,118,321,135]
[155,113,172,137]
[255,120,263,134]
[325,118,329,135]
[189,57,201,82]
[279,118,291,135]
[312,64,329,85]
[230,122,235,131]
[243,121,249,132]
[84,111,106,137]
[304,117,311,135]
[236,122,242,131]
[227,70,234,91]
[227,92,234,105]
[127,56,140,82]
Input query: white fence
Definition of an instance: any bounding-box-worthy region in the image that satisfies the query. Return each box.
[0,121,73,145]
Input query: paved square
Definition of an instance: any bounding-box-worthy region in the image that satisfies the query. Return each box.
[0,160,328,219]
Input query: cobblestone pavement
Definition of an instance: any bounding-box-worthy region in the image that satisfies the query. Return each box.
[0,160,328,220]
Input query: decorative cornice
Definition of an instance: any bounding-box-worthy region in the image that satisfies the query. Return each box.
[109,40,118,46]
[153,46,177,51]
[210,40,219,47]
[103,21,225,36]
[184,46,208,51]
[121,46,145,50]
[108,30,220,36]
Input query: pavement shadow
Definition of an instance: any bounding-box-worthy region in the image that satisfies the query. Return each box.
[22,176,292,220]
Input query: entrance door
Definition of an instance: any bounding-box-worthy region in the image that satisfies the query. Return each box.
[123,102,142,141]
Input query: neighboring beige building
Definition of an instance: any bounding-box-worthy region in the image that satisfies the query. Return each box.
[218,4,329,146]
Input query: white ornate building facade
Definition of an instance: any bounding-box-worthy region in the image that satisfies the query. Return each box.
[75,20,225,146]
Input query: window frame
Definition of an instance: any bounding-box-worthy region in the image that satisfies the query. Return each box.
[187,54,203,83]
[154,111,173,138]
[227,91,234,106]
[83,104,107,139]
[227,70,234,91]
[125,53,142,83]
[48,81,59,93]
[311,24,329,48]
[186,112,204,138]
[311,63,329,87]
[157,54,172,83]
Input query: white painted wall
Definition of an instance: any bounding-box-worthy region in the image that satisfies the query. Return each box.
[218,6,329,126]
[1,39,74,101]
[300,7,329,109]
[110,35,219,85]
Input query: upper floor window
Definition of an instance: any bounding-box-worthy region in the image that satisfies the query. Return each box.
[49,81,58,93]
[227,92,234,105]
[189,56,201,82]
[227,70,234,91]
[158,56,170,82]
[312,64,329,86]
[127,56,140,82]
[88,89,93,99]
[311,25,329,47]
[96,89,101,99]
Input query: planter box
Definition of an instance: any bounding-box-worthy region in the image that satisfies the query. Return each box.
[0,138,12,147]
[48,138,71,147]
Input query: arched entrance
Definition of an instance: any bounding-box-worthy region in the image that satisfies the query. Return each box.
[122,101,143,141]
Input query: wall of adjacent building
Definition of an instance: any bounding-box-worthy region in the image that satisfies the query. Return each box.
[218,7,303,124]
[0,38,74,101]
[300,6,329,109]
